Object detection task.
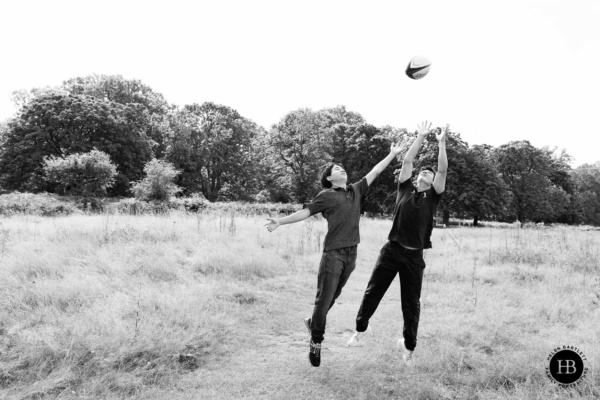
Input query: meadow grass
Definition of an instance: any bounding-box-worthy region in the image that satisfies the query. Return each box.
[0,212,598,399]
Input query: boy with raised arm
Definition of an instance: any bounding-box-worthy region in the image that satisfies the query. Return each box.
[265,141,403,367]
[347,122,449,367]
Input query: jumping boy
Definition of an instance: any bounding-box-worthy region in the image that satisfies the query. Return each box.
[265,141,403,367]
[347,122,449,367]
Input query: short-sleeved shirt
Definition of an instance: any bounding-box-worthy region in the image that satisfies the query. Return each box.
[304,177,369,252]
[388,178,443,249]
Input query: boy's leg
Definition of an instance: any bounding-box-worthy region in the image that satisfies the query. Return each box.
[311,249,344,343]
[355,242,399,332]
[328,246,357,310]
[398,249,425,351]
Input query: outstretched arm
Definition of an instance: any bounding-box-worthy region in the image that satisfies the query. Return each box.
[433,124,449,194]
[397,121,432,184]
[365,141,404,186]
[264,208,311,232]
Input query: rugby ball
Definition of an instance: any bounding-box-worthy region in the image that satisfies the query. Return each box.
[406,56,431,80]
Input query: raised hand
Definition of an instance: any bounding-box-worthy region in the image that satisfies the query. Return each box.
[264,218,280,232]
[390,141,404,156]
[436,124,450,143]
[417,121,432,136]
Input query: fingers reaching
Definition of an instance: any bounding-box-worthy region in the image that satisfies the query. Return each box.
[417,121,432,135]
[436,124,450,142]
[264,218,278,232]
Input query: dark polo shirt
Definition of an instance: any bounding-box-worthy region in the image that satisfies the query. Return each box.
[388,178,443,249]
[305,177,369,252]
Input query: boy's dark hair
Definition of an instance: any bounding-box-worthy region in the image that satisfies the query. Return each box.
[320,162,336,188]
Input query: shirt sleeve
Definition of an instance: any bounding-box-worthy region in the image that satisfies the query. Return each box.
[352,177,369,198]
[431,186,444,201]
[428,187,444,212]
[398,178,414,195]
[303,191,329,216]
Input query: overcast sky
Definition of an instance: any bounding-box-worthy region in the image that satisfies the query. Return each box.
[1,0,598,166]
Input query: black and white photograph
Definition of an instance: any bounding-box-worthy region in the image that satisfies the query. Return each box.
[0,0,598,399]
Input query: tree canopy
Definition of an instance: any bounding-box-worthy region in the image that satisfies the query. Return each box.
[2,75,598,225]
[0,94,153,195]
[166,102,263,202]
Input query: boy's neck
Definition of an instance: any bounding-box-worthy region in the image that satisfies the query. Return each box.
[416,182,431,192]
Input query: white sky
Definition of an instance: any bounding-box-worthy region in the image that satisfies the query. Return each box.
[1,0,599,166]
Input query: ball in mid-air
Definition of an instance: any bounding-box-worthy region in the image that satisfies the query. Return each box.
[405,56,431,80]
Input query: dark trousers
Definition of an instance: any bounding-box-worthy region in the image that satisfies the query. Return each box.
[309,246,357,343]
[355,241,425,351]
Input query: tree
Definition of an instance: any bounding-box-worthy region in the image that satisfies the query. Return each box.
[542,147,579,223]
[62,74,172,158]
[460,145,512,226]
[43,149,117,196]
[166,102,262,201]
[269,108,330,203]
[10,87,68,109]
[131,159,181,201]
[571,162,600,225]
[0,119,9,142]
[321,105,365,128]
[493,141,570,223]
[251,128,293,203]
[0,119,9,193]
[0,94,153,195]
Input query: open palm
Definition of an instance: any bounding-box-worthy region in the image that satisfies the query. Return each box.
[390,141,404,155]
[417,121,432,136]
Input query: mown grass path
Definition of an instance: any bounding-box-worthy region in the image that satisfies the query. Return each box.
[148,223,599,400]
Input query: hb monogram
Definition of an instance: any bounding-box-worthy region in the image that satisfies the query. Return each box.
[556,359,577,374]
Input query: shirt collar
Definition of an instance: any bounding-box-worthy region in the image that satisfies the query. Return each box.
[332,185,351,192]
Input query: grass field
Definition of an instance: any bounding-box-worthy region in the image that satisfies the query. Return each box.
[0,211,599,399]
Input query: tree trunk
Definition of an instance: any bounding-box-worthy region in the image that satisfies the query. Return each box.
[473,215,479,227]
[443,209,450,226]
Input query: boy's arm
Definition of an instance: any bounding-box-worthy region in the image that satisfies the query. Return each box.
[265,208,311,232]
[397,121,432,184]
[365,141,404,186]
[432,124,449,194]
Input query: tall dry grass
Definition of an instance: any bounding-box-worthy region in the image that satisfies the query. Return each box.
[0,211,598,399]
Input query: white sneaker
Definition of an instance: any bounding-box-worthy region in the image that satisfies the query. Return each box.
[397,338,414,366]
[304,317,311,336]
[347,326,372,347]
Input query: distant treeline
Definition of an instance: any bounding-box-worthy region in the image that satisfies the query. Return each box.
[1,74,599,226]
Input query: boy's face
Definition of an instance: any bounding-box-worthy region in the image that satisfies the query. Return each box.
[417,169,435,185]
[328,164,347,185]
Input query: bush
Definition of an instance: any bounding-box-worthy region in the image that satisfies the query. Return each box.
[131,159,181,201]
[168,194,210,212]
[105,195,208,215]
[103,198,300,216]
[208,201,301,216]
[0,192,79,216]
[43,149,117,196]
[105,198,163,215]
